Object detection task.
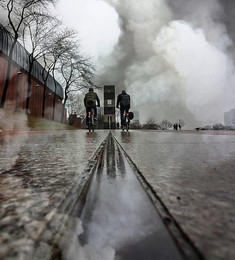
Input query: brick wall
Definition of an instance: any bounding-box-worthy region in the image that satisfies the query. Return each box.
[0,53,65,123]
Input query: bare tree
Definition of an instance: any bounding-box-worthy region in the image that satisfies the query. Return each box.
[213,123,224,130]
[143,118,159,129]
[67,92,86,118]
[41,28,77,120]
[41,53,56,118]
[21,13,61,113]
[130,121,142,129]
[0,0,57,108]
[58,49,96,123]
[160,119,172,130]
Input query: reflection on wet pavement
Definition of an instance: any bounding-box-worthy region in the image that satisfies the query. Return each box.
[112,130,235,260]
[1,128,235,259]
[0,130,108,260]
[75,134,183,260]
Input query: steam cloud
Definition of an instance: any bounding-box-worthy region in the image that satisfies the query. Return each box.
[96,0,235,127]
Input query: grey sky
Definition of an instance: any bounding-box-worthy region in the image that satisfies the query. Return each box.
[56,0,235,127]
[55,0,120,63]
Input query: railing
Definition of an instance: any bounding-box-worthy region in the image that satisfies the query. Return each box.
[0,23,63,98]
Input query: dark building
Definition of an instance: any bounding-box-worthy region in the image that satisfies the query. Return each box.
[69,114,82,128]
[104,85,116,129]
[0,24,65,123]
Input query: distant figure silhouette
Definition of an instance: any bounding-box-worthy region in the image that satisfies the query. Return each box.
[116,90,130,130]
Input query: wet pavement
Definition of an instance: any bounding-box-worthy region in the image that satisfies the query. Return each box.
[0,129,235,259]
[0,130,108,259]
[78,134,183,260]
[112,130,235,260]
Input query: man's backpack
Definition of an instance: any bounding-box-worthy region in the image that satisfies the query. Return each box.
[120,93,130,106]
[129,111,134,120]
[85,92,96,106]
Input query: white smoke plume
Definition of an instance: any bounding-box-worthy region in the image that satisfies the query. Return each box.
[96,0,235,128]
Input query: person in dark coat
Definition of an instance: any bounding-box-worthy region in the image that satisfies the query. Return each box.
[116,90,131,128]
[84,87,100,125]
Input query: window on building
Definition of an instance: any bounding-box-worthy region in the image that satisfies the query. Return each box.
[107,99,112,106]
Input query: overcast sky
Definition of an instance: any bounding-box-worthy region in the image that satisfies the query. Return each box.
[55,0,235,127]
[55,0,120,64]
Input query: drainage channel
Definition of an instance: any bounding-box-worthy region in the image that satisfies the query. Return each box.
[69,133,184,260]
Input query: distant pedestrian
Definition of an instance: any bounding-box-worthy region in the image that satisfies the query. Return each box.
[175,123,178,130]
[179,124,181,130]
[117,122,120,129]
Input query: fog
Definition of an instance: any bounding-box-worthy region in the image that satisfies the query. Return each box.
[95,0,235,127]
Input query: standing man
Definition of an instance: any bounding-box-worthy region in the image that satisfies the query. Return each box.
[84,87,100,125]
[116,90,130,129]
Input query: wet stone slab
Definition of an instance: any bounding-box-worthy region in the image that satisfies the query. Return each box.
[0,130,108,259]
[112,130,235,260]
